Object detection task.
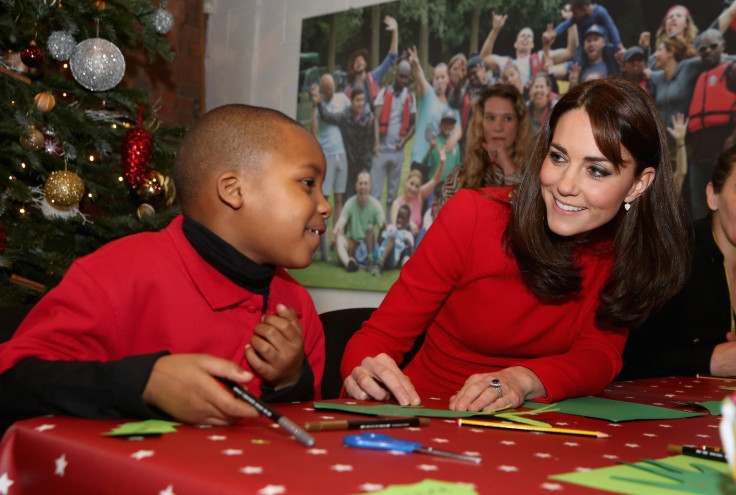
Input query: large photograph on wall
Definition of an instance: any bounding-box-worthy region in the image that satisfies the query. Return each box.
[291,0,734,292]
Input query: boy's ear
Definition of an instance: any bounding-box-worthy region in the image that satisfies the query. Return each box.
[216,171,244,210]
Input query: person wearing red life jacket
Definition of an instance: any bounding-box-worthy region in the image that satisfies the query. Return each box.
[685,29,736,220]
[371,59,416,226]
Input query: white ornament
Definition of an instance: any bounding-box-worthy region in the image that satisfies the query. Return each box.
[47,31,76,61]
[152,8,174,34]
[69,38,125,91]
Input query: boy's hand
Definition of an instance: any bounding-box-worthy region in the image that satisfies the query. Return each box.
[142,354,258,425]
[246,304,306,389]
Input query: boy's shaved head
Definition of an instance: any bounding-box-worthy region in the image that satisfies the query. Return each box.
[174,104,304,213]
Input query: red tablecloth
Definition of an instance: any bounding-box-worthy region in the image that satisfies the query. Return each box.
[0,376,730,494]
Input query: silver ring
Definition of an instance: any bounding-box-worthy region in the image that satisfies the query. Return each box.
[489,378,503,398]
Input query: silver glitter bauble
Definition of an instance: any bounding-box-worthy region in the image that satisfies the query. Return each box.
[69,38,125,92]
[152,8,174,34]
[47,31,76,61]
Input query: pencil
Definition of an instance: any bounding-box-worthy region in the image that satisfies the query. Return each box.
[696,374,736,382]
[667,443,727,462]
[457,418,609,438]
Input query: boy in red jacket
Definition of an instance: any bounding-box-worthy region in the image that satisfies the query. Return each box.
[0,105,331,430]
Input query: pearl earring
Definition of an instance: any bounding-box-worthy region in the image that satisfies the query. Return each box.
[624,202,631,211]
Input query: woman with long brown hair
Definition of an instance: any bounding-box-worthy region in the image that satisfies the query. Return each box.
[341,78,690,411]
[441,84,533,205]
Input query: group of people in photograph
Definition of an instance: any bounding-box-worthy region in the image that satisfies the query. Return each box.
[310,1,736,281]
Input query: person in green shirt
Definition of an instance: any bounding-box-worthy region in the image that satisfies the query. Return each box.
[424,109,461,182]
[329,170,385,272]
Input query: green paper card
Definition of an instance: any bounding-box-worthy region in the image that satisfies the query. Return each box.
[351,478,479,495]
[522,396,705,422]
[103,419,181,436]
[550,455,735,495]
[313,402,497,418]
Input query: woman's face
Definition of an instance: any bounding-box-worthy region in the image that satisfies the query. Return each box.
[530,77,550,107]
[433,66,449,95]
[540,108,654,238]
[449,59,466,85]
[665,6,688,37]
[653,42,672,69]
[405,175,422,198]
[708,167,736,249]
[482,97,519,152]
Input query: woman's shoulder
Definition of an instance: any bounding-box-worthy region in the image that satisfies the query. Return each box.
[448,187,514,217]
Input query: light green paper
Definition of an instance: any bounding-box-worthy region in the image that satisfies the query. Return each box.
[351,478,478,495]
[522,396,704,422]
[550,455,736,495]
[103,419,181,436]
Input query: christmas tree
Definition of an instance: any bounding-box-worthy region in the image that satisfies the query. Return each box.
[0,0,185,304]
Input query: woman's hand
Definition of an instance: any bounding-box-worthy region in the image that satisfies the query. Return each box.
[343,353,421,406]
[484,141,515,176]
[449,366,545,412]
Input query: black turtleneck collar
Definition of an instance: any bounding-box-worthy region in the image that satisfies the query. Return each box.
[182,216,275,310]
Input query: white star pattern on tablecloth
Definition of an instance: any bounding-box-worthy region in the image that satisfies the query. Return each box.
[535,452,552,458]
[195,424,213,428]
[358,482,384,491]
[665,394,676,398]
[331,464,353,472]
[697,434,711,438]
[468,428,484,433]
[609,424,622,427]
[563,442,579,447]
[541,482,564,491]
[35,424,55,432]
[659,424,673,428]
[0,473,14,495]
[643,433,657,437]
[130,449,154,460]
[306,448,327,455]
[55,454,67,476]
[575,467,591,472]
[127,436,145,441]
[222,449,243,456]
[207,435,227,441]
[240,466,263,475]
[319,415,335,420]
[500,440,516,445]
[302,406,315,411]
[498,465,519,472]
[258,485,285,495]
[431,438,449,443]
[417,464,438,471]
[387,450,408,456]
[159,485,175,495]
[625,443,640,448]
[463,451,481,457]
[555,422,569,426]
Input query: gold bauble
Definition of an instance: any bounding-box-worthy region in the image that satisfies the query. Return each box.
[94,0,106,9]
[137,171,176,207]
[34,92,56,112]
[44,170,85,208]
[137,203,155,219]
[142,115,160,132]
[19,127,44,151]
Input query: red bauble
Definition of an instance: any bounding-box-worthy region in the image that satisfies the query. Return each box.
[0,221,5,255]
[121,127,153,188]
[21,43,44,68]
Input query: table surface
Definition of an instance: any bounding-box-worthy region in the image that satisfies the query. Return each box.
[0,376,732,495]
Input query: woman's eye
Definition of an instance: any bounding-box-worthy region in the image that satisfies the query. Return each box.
[548,151,565,163]
[301,179,315,187]
[588,165,611,178]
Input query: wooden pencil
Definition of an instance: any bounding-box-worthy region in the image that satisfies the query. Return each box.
[457,418,609,438]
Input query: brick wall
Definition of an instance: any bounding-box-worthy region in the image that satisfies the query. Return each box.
[124,0,205,126]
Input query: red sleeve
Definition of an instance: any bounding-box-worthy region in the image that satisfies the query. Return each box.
[340,188,485,380]
[519,260,629,402]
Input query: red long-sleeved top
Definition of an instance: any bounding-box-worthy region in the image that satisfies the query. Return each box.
[0,216,325,399]
[341,188,628,402]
